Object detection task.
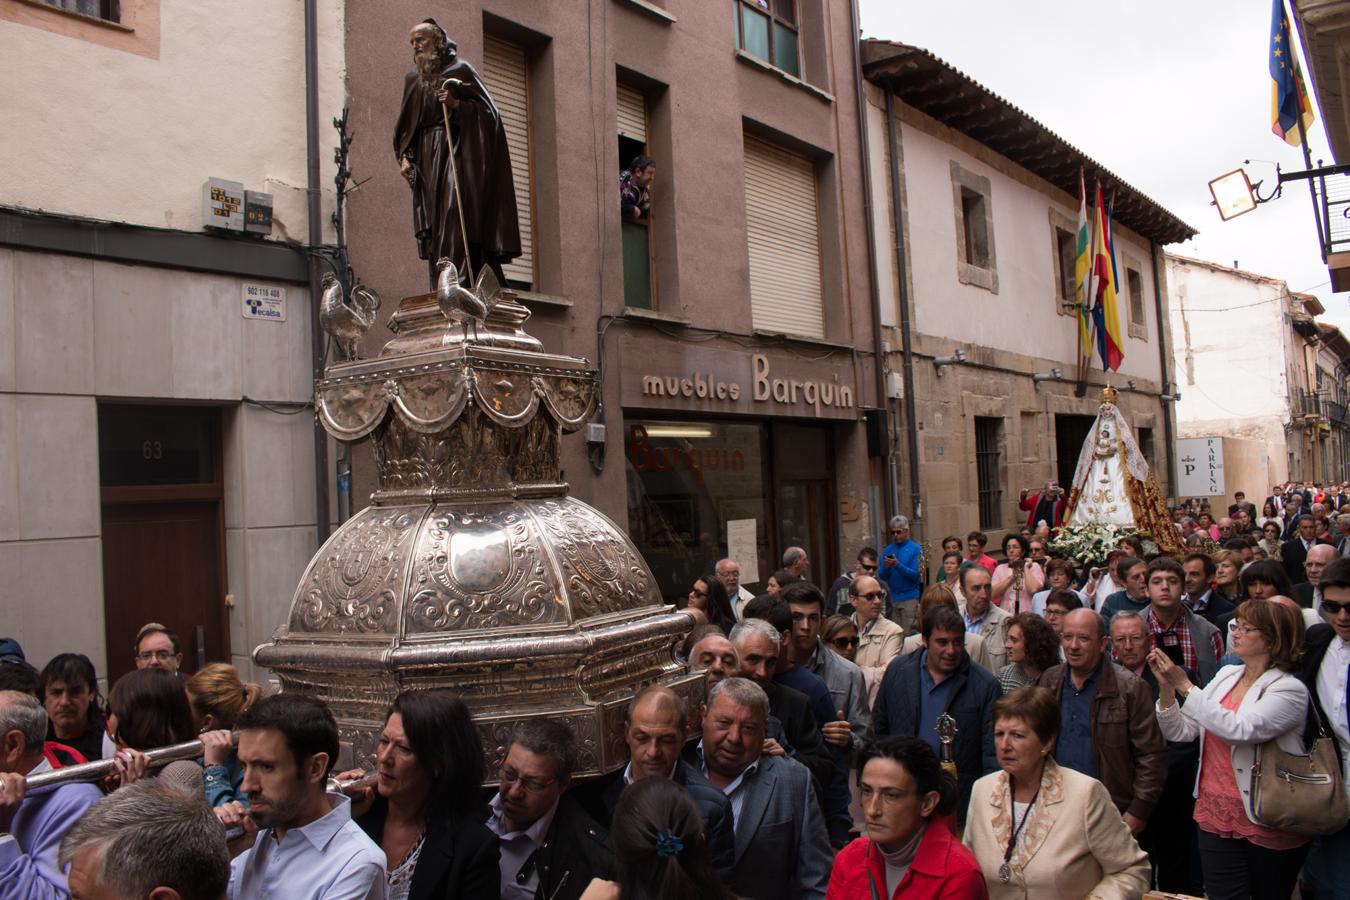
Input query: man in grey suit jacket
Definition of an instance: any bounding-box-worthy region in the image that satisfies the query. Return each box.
[684,677,831,900]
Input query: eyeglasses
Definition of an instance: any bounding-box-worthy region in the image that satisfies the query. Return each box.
[136,650,175,662]
[860,564,878,572]
[830,636,861,649]
[500,766,557,794]
[1322,599,1350,616]
[857,591,885,600]
[1228,622,1263,636]
[690,588,708,599]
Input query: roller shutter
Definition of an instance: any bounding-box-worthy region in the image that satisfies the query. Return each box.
[743,136,823,338]
[481,36,533,286]
[617,84,647,144]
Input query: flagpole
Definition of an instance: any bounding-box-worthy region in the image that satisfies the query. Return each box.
[1286,0,1327,258]
[1083,182,1102,385]
[1074,170,1094,397]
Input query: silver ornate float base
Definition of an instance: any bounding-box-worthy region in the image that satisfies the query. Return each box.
[255,291,699,779]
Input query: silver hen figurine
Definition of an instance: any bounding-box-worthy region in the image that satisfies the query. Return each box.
[435,258,502,340]
[319,272,380,360]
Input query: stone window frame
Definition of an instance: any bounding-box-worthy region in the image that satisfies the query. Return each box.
[1048,208,1078,317]
[1123,256,1148,341]
[950,161,998,294]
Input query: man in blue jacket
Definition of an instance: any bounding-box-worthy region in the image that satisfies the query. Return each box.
[870,606,1000,823]
[878,515,922,632]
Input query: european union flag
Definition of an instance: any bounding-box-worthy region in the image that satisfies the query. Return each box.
[1270,0,1315,146]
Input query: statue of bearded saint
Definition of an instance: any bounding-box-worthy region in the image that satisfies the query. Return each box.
[393,19,522,290]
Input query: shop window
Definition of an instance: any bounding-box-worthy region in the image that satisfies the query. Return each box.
[619,83,656,309]
[481,35,535,288]
[37,0,119,20]
[975,416,1003,531]
[744,135,823,338]
[950,162,998,293]
[734,0,799,77]
[1127,266,1147,340]
[626,420,771,602]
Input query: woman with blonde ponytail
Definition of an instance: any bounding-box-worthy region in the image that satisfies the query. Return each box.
[186,663,264,809]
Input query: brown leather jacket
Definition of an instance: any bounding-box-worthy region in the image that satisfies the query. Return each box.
[1038,660,1167,823]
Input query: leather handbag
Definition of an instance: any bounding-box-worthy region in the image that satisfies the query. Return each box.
[1252,711,1348,837]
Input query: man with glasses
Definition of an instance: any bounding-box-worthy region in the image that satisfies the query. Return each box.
[1300,558,1350,896]
[878,516,921,632]
[133,623,183,676]
[825,548,888,617]
[848,574,903,683]
[716,558,755,620]
[486,719,612,900]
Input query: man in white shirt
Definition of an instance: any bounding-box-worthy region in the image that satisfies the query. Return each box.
[227,694,386,900]
[716,558,756,620]
[1300,558,1350,896]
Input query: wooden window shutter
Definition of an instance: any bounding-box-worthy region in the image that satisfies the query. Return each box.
[481,36,533,287]
[743,136,823,338]
[617,84,647,144]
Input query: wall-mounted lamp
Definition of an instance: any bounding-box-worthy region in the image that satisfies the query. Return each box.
[1032,368,1063,389]
[933,348,967,377]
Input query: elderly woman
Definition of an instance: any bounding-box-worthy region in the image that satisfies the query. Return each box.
[344,690,499,899]
[992,536,1043,615]
[1257,520,1284,561]
[828,736,986,900]
[1151,597,1311,899]
[996,614,1060,693]
[963,687,1149,898]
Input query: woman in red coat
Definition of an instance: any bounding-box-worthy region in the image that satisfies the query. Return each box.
[827,736,988,900]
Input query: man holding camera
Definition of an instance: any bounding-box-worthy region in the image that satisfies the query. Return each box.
[1019,481,1066,532]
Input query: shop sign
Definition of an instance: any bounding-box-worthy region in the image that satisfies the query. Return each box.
[630,347,856,420]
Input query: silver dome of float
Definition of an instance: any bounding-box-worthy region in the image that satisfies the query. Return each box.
[255,288,699,780]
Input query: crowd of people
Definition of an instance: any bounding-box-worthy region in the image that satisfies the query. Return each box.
[3,480,1350,899]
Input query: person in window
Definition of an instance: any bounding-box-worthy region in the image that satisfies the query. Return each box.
[620,155,654,222]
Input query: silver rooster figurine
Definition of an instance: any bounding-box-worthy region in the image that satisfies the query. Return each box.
[435,258,502,341]
[319,272,381,360]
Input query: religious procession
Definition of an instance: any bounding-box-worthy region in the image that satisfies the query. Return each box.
[4,1,1350,899]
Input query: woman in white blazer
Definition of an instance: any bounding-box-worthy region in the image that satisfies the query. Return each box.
[963,687,1149,899]
[1150,596,1310,900]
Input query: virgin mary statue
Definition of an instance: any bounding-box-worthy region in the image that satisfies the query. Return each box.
[1063,386,1183,557]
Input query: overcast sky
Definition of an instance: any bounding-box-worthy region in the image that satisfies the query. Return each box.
[859,0,1349,332]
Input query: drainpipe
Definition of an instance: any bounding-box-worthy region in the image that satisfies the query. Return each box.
[305,0,331,544]
[883,83,923,538]
[849,1,897,527]
[1150,242,1176,494]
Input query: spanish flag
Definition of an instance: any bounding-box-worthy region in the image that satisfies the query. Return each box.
[1270,0,1315,146]
[1090,183,1124,372]
[1074,171,1093,367]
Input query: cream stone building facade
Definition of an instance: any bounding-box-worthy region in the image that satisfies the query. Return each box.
[1165,255,1350,506]
[0,0,344,682]
[861,42,1194,558]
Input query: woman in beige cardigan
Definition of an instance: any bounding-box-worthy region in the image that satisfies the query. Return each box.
[963,687,1149,899]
